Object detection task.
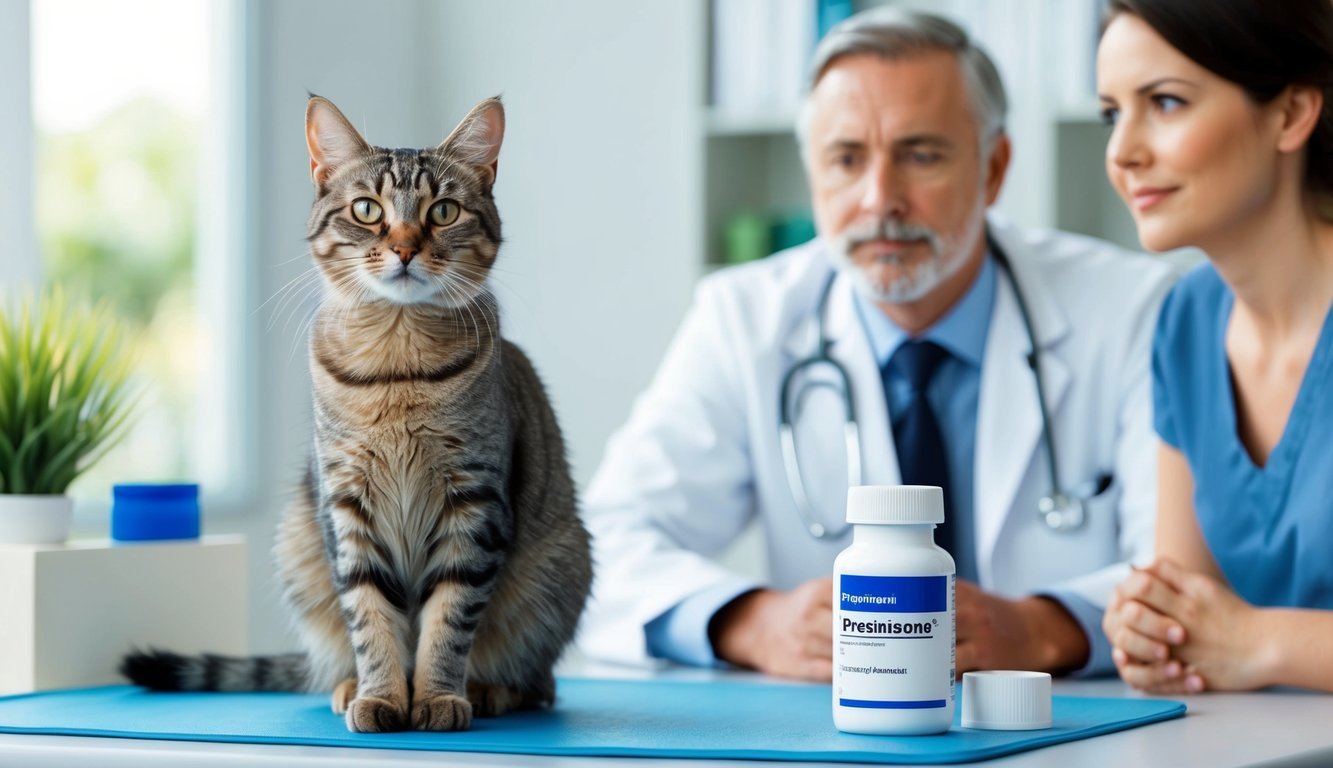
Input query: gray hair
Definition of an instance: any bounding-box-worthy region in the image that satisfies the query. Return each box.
[797,8,1008,156]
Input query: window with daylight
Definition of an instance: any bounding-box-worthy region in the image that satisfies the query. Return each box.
[25,0,248,509]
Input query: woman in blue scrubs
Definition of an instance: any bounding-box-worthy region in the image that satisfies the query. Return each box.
[1097,0,1333,693]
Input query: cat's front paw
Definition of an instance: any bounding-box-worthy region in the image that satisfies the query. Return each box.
[411,693,473,731]
[344,695,409,732]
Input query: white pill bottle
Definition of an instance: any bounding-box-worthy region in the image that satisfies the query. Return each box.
[832,485,956,735]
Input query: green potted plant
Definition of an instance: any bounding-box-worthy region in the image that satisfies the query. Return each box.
[0,290,137,545]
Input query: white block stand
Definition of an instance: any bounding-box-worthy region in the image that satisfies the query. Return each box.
[0,534,247,696]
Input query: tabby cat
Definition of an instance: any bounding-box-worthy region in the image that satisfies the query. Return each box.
[122,95,592,734]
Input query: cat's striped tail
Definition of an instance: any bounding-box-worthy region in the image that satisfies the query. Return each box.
[120,649,309,692]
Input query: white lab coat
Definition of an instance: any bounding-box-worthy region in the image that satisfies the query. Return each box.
[578,216,1176,666]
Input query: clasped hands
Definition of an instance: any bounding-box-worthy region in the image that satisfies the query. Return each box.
[1103,558,1271,693]
[710,577,1087,681]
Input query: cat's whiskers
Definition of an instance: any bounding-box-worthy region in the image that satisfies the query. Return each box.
[290,270,363,363]
[430,273,482,352]
[446,271,496,347]
[263,247,370,337]
[450,257,514,276]
[440,252,514,301]
[276,249,319,267]
[280,280,325,347]
[272,266,328,345]
[293,261,359,341]
[260,264,323,330]
[453,273,499,346]
[290,305,320,365]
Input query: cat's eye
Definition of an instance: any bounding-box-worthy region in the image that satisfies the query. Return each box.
[351,198,383,225]
[429,200,461,227]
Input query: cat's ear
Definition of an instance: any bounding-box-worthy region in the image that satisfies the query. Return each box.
[306,96,371,190]
[440,96,505,186]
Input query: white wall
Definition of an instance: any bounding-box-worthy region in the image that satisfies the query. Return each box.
[420,0,706,485]
[0,0,37,289]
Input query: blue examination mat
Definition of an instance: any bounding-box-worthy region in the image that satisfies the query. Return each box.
[0,677,1184,764]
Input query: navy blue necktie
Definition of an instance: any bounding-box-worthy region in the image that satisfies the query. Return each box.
[886,340,954,555]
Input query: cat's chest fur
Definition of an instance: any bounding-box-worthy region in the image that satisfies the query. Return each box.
[309,306,509,545]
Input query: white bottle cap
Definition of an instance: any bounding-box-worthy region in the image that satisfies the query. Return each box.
[961,671,1053,730]
[845,485,944,525]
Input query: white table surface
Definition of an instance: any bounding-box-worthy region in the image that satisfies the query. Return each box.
[1,662,1331,768]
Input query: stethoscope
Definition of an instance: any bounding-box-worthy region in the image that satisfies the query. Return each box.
[778,232,1107,540]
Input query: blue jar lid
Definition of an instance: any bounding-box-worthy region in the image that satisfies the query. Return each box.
[111,483,201,542]
[113,483,199,500]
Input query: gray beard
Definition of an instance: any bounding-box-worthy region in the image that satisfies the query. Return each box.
[829,202,986,305]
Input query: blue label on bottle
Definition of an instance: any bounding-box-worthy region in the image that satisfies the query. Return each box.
[839,575,947,613]
[838,698,948,709]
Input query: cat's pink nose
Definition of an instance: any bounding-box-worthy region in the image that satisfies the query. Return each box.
[392,244,419,264]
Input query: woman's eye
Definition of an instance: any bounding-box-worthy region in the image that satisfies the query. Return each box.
[351,198,383,224]
[1153,94,1186,113]
[1099,106,1120,126]
[429,199,461,227]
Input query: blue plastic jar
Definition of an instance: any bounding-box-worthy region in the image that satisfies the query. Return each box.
[111,483,201,541]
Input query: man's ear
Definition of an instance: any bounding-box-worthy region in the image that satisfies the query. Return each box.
[306,95,371,190]
[983,133,1012,207]
[439,96,505,186]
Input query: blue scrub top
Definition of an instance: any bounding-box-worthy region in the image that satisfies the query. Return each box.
[1153,265,1333,609]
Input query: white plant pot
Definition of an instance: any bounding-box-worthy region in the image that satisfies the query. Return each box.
[0,495,74,546]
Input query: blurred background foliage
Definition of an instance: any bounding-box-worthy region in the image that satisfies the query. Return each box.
[37,97,196,326]
[35,96,201,495]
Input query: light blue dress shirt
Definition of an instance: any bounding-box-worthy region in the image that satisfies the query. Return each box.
[647,255,1109,674]
[857,256,995,582]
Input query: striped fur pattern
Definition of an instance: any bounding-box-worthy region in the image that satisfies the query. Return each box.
[121,96,591,733]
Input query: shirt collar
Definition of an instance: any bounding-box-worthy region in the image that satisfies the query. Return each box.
[853,252,996,369]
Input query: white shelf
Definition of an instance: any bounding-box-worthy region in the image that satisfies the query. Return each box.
[0,535,248,695]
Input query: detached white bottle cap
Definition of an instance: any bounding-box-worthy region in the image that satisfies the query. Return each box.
[961,671,1052,730]
[846,485,944,525]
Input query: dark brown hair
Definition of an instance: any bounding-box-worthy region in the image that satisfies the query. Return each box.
[1106,0,1333,208]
